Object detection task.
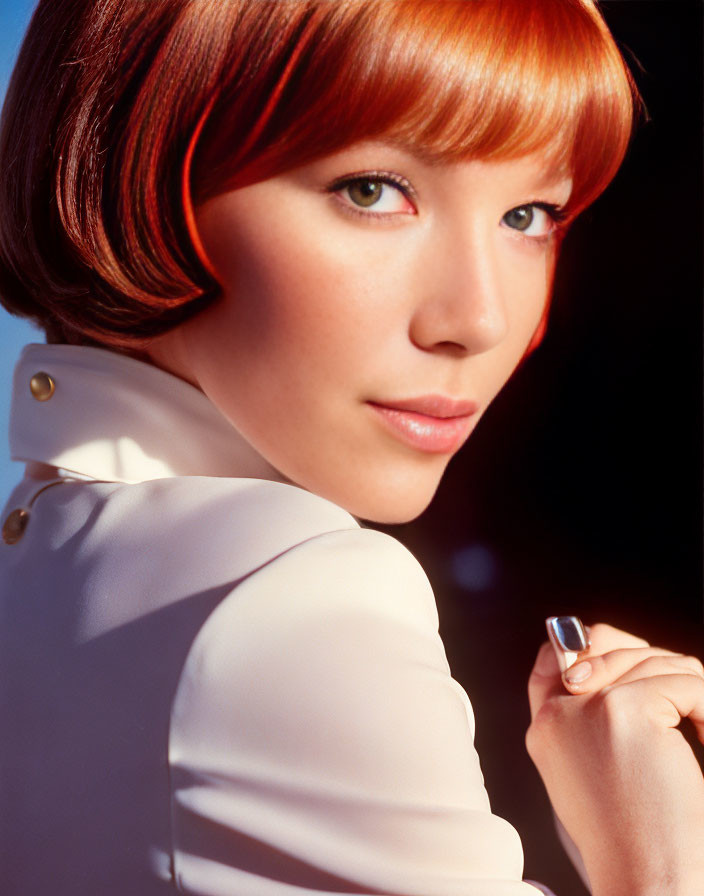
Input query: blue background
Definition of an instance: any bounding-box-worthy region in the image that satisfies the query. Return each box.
[0,0,41,502]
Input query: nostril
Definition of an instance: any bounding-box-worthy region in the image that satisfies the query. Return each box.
[434,340,470,357]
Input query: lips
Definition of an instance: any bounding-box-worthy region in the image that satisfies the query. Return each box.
[367,394,479,453]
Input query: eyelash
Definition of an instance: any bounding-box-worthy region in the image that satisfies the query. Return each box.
[325,171,568,239]
[509,202,569,244]
[325,170,417,221]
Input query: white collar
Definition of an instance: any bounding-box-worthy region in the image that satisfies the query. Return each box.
[9,343,287,484]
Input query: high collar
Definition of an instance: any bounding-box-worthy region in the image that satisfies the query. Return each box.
[9,343,287,484]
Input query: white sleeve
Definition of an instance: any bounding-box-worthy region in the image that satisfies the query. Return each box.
[168,527,543,896]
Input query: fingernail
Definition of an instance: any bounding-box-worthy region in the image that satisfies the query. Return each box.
[564,660,592,684]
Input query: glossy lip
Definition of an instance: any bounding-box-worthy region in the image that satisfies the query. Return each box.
[367,395,480,454]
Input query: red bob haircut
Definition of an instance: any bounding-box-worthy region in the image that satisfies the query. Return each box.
[0,0,639,348]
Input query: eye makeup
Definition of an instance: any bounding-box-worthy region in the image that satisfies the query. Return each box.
[501,202,569,244]
[324,170,418,220]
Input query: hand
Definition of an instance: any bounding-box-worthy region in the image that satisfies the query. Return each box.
[527,623,704,896]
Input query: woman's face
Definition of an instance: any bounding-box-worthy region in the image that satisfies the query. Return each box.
[149,141,571,522]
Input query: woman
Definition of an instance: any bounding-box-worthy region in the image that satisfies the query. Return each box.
[0,1,702,894]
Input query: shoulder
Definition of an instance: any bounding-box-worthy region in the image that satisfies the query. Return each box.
[169,526,532,886]
[241,524,440,630]
[167,523,542,891]
[181,524,440,652]
[172,525,453,765]
[55,474,360,590]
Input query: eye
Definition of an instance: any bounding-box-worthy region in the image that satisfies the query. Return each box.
[501,203,564,239]
[327,172,416,216]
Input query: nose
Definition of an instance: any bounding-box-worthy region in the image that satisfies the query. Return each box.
[408,219,509,356]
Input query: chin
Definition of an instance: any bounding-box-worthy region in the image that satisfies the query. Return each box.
[335,470,442,526]
[360,503,432,526]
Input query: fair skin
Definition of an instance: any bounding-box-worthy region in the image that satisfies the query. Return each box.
[148,141,570,523]
[528,626,704,896]
[148,139,704,893]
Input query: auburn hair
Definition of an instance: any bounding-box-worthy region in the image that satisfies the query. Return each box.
[0,0,639,348]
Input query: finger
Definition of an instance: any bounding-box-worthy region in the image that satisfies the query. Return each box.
[528,622,671,718]
[602,673,704,743]
[528,641,563,717]
[586,622,650,655]
[562,647,699,694]
[611,654,704,688]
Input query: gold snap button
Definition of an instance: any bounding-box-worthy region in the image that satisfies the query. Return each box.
[2,508,30,545]
[29,371,55,401]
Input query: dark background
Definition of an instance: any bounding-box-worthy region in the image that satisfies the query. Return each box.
[379,2,703,893]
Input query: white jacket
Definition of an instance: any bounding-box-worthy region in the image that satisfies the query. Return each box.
[0,343,549,895]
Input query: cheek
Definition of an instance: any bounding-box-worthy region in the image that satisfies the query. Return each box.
[201,217,410,388]
[504,243,554,335]
[473,246,552,395]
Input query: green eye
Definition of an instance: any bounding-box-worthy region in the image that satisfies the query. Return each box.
[347,180,383,208]
[503,206,534,231]
[328,172,417,217]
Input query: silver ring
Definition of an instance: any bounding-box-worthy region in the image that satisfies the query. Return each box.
[545,616,590,672]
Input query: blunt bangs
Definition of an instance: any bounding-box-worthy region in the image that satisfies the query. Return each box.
[196,0,638,219]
